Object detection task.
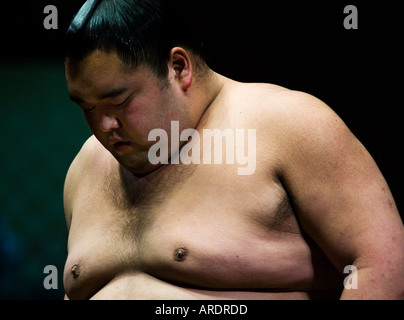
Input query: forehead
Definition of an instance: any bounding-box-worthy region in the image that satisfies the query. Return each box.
[65,50,129,81]
[65,50,156,101]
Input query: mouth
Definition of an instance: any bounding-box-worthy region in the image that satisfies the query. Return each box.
[113,141,132,152]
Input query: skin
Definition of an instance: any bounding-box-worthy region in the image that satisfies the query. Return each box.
[63,48,404,300]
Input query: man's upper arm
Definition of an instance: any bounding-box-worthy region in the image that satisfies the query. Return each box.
[63,135,97,232]
[63,152,81,233]
[276,92,404,298]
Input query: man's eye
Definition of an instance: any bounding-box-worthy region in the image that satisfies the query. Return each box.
[113,99,127,108]
[84,106,96,113]
[113,96,131,108]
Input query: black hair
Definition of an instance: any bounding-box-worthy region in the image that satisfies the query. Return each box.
[64,0,205,77]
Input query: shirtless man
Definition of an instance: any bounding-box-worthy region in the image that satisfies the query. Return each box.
[62,0,404,300]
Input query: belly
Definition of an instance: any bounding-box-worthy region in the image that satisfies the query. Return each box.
[89,272,342,300]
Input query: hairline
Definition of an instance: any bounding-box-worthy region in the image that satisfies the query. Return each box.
[65,46,209,81]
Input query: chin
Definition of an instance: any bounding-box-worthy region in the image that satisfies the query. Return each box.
[121,161,164,177]
[111,148,165,177]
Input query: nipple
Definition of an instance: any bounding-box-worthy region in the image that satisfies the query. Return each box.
[173,247,188,262]
[71,265,81,279]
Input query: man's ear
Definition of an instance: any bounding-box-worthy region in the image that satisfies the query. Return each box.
[168,47,193,91]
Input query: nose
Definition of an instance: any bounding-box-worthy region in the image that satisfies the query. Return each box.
[99,114,120,132]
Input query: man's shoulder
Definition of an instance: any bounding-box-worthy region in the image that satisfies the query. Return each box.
[228,82,353,159]
[78,135,107,160]
[66,135,112,181]
[231,82,341,131]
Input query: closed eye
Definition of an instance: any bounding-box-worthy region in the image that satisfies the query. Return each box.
[113,99,127,107]
[112,95,131,108]
[83,106,96,113]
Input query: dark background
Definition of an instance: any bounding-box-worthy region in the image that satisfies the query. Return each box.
[0,1,402,299]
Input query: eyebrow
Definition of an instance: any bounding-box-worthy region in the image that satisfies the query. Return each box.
[98,87,128,100]
[69,87,129,104]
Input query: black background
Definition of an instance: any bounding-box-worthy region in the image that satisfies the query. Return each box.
[0,1,402,300]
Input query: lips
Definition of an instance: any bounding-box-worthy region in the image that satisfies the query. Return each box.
[109,137,132,152]
[114,141,131,147]
[113,141,132,151]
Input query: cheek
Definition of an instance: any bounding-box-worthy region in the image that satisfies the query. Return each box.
[124,100,169,135]
[123,104,149,133]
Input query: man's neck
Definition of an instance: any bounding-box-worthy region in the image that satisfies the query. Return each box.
[191,70,226,129]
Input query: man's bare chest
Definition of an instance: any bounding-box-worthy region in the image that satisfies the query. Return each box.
[64,162,314,299]
[104,161,300,246]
